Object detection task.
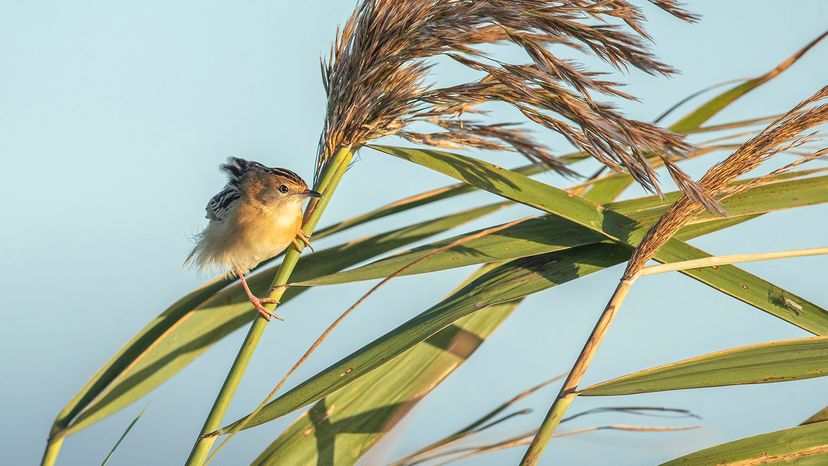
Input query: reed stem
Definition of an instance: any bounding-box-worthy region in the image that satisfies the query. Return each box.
[40,437,64,466]
[184,147,353,466]
[520,277,636,465]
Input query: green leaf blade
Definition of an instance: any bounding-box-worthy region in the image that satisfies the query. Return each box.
[662,421,828,465]
[580,337,828,396]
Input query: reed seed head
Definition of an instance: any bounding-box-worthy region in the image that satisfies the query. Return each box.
[625,86,828,277]
[316,0,702,198]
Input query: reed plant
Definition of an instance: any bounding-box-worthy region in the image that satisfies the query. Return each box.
[43,1,828,465]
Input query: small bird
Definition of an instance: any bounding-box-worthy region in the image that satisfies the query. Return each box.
[186,157,321,320]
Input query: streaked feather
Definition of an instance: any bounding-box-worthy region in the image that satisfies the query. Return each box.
[205,185,240,221]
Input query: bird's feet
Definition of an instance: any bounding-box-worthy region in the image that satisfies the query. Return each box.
[248,296,283,321]
[293,229,314,252]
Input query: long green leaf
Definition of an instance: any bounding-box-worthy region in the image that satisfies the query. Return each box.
[52,277,232,436]
[579,337,828,396]
[100,406,148,466]
[671,31,827,133]
[369,145,828,334]
[253,298,522,465]
[662,421,828,465]
[54,203,502,437]
[298,174,828,285]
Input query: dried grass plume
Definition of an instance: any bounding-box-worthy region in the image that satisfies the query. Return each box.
[317,0,704,199]
[625,86,828,276]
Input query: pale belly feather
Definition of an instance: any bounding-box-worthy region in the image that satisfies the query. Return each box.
[241,210,301,263]
[191,201,303,274]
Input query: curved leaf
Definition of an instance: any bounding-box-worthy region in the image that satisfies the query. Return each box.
[669,30,828,133]
[315,164,547,238]
[580,337,828,396]
[662,421,828,465]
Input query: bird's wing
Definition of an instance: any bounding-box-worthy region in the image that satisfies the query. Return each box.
[206,184,240,221]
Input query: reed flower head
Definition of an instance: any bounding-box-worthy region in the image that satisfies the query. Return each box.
[316,0,703,199]
[625,86,828,277]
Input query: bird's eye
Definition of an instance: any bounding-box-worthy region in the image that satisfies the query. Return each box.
[278,185,289,193]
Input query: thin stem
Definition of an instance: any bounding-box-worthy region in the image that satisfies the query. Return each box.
[520,277,636,466]
[392,374,565,466]
[184,147,353,466]
[41,437,64,466]
[424,425,698,466]
[639,246,828,276]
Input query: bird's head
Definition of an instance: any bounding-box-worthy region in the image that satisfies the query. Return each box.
[220,157,321,208]
[259,167,321,207]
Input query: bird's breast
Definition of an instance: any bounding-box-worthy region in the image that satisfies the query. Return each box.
[237,202,303,258]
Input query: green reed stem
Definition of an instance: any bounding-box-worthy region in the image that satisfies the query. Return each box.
[185,147,354,466]
[40,437,64,466]
[520,277,636,465]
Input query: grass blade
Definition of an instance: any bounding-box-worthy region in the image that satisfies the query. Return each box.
[407,425,700,466]
[662,421,828,465]
[669,31,828,133]
[100,405,148,466]
[314,164,546,238]
[392,375,563,466]
[579,337,828,396]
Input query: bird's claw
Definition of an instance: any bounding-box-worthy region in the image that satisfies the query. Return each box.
[294,229,314,252]
[249,296,283,321]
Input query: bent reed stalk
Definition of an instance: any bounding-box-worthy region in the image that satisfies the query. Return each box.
[185,146,353,466]
[521,87,828,465]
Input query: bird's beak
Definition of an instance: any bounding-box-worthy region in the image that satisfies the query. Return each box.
[302,189,323,198]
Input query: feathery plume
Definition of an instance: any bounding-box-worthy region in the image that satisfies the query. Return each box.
[316,0,701,197]
[626,86,828,276]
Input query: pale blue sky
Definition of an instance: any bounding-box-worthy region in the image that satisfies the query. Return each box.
[1,1,827,465]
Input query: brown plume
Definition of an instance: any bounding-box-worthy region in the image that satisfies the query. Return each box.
[316,0,703,198]
[625,86,828,277]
